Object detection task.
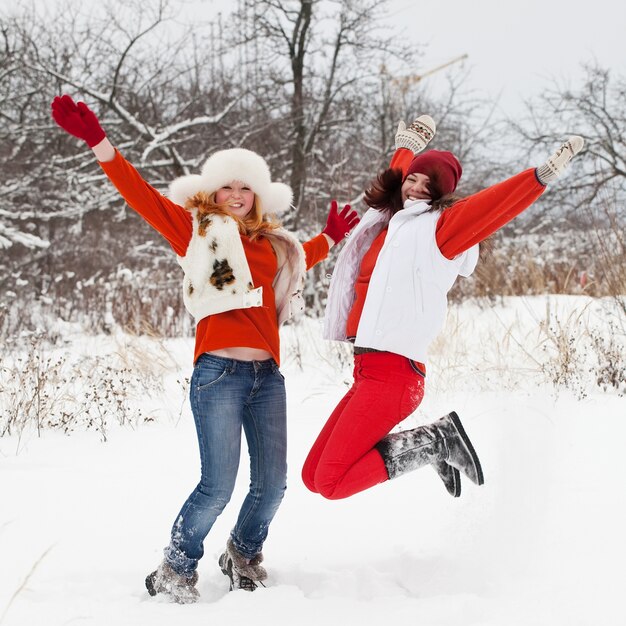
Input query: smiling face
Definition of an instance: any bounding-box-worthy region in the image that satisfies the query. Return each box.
[214,180,256,218]
[401,172,431,203]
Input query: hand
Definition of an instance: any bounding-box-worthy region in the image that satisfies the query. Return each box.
[535,136,584,185]
[322,200,360,245]
[51,95,106,147]
[395,114,436,154]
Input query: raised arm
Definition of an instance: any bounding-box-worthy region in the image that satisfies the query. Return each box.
[51,95,192,256]
[436,137,584,259]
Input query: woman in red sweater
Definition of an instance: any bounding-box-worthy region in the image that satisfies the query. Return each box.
[51,95,358,600]
[302,114,583,501]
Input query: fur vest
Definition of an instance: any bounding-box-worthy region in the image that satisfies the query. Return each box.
[177,210,306,325]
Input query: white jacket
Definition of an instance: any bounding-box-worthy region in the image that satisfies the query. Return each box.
[323,200,479,362]
[178,210,306,325]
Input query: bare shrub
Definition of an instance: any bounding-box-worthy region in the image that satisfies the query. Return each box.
[451,222,626,302]
[538,314,589,399]
[537,300,626,399]
[589,321,626,395]
[0,331,174,444]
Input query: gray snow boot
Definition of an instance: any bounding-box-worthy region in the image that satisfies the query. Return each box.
[145,561,199,604]
[375,411,484,492]
[218,538,267,592]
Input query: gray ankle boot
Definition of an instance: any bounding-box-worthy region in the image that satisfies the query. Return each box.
[145,560,199,603]
[218,538,267,592]
[375,411,484,493]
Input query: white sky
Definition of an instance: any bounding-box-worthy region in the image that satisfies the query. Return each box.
[184,0,626,118]
[387,0,626,117]
[12,0,626,118]
[196,0,625,118]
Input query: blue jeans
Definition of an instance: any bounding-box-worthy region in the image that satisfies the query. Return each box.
[163,354,287,575]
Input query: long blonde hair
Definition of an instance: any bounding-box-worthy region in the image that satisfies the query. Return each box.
[185,191,281,239]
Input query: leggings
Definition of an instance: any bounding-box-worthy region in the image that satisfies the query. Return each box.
[302,351,425,499]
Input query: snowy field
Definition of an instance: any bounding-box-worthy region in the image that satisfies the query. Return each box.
[1,296,625,626]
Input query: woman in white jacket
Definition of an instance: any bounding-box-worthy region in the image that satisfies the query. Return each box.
[302,114,583,500]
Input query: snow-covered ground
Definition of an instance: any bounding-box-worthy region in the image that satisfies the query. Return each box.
[1,296,625,626]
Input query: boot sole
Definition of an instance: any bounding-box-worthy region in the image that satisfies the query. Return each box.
[218,553,235,591]
[449,411,484,485]
[449,466,461,497]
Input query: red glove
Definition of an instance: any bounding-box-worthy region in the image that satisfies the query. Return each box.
[51,95,106,147]
[322,200,360,245]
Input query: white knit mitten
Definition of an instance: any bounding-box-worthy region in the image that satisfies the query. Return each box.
[395,114,436,154]
[535,136,584,185]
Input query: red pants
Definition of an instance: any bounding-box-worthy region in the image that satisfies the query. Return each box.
[302,352,425,499]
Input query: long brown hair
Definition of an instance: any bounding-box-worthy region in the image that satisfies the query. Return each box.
[364,168,404,214]
[364,167,460,215]
[185,191,280,239]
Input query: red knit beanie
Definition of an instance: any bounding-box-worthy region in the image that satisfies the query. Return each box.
[404,150,462,198]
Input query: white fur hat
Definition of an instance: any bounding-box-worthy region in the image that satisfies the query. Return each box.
[168,148,293,215]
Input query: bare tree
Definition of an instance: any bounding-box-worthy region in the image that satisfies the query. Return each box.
[231,0,420,227]
[498,63,626,304]
[1,1,253,227]
[0,0,488,335]
[509,63,626,223]
[0,0,255,334]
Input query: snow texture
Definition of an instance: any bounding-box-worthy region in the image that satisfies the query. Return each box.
[1,296,625,626]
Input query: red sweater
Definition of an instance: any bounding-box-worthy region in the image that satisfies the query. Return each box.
[99,150,329,365]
